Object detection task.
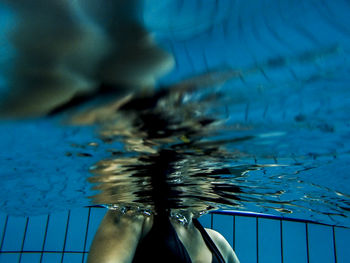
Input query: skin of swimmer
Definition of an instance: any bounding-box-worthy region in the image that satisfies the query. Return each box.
[0,0,174,118]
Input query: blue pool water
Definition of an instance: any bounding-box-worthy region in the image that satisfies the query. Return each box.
[0,0,350,230]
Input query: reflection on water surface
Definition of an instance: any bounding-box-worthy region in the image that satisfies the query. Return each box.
[0,39,349,227]
[70,49,350,226]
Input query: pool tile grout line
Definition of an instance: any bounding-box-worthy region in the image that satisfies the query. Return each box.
[39,214,50,263]
[0,215,9,252]
[82,207,92,263]
[60,210,71,263]
[18,217,29,263]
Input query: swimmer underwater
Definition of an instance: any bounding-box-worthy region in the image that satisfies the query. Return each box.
[88,210,239,263]
[0,0,240,262]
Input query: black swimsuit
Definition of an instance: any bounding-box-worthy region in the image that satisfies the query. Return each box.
[132,215,226,263]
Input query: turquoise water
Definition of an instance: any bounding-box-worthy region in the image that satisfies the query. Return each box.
[0,0,350,228]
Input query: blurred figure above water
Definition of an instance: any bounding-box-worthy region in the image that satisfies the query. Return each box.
[0,0,174,117]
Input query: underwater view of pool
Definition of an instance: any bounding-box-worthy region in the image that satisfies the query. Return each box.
[0,0,350,229]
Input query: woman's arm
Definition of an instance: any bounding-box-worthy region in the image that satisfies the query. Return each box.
[87,210,145,263]
[205,228,240,263]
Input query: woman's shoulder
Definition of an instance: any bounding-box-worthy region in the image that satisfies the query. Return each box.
[204,228,240,263]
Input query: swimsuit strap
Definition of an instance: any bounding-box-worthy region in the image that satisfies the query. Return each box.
[193,218,226,263]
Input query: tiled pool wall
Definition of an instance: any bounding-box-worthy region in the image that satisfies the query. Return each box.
[0,207,349,263]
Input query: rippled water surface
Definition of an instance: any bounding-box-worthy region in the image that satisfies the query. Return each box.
[0,0,350,227]
[83,59,350,226]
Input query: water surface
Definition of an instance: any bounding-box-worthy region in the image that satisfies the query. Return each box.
[0,0,350,227]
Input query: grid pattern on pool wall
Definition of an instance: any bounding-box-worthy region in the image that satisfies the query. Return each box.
[0,208,349,263]
[0,208,106,263]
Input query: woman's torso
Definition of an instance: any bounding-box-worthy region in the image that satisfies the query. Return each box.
[132,214,225,263]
